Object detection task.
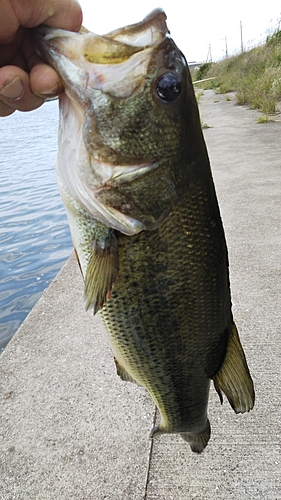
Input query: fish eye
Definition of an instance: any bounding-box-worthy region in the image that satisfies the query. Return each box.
[155,73,182,103]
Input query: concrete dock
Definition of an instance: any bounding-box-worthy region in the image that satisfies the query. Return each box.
[0,90,280,499]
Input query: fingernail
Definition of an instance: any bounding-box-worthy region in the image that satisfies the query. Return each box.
[39,83,63,97]
[0,77,24,100]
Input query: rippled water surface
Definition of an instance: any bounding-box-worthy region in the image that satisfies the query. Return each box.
[0,101,73,352]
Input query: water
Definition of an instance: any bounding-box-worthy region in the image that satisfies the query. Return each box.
[0,100,73,353]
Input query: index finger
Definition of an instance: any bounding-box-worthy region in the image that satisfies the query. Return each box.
[2,0,83,38]
[37,0,83,32]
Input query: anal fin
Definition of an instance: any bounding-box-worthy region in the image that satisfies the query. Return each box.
[114,357,138,384]
[84,230,118,314]
[213,323,255,413]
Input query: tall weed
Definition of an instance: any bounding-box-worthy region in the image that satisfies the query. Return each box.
[192,30,281,113]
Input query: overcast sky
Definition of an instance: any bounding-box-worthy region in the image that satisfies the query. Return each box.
[78,0,281,62]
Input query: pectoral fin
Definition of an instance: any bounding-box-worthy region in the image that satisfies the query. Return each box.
[84,231,118,314]
[213,323,255,413]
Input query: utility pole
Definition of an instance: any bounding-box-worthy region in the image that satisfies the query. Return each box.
[206,44,212,63]
[240,21,244,53]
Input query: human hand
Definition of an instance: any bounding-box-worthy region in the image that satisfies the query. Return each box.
[0,0,82,116]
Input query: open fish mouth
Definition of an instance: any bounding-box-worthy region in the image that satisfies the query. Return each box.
[35,9,168,101]
[34,9,179,235]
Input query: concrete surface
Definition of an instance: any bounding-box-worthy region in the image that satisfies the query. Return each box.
[0,90,280,499]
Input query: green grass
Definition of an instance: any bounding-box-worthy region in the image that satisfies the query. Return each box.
[256,115,275,123]
[195,90,204,104]
[192,29,281,114]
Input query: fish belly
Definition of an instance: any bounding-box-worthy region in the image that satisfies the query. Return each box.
[101,186,231,441]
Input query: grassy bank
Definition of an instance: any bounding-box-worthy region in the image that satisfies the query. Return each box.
[193,30,281,114]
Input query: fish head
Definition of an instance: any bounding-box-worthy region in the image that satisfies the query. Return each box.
[35,10,203,235]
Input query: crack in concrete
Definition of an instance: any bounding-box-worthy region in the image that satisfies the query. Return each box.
[143,405,157,500]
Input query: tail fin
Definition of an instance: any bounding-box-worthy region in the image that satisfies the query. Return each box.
[151,420,211,454]
[181,419,211,453]
[213,323,255,413]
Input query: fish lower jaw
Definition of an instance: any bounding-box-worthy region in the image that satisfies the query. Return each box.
[90,155,158,186]
[150,419,211,453]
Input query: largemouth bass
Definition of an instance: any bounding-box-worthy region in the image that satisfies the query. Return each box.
[35,9,254,453]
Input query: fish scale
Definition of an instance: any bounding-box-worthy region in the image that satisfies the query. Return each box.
[34,8,254,453]
[101,185,230,436]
